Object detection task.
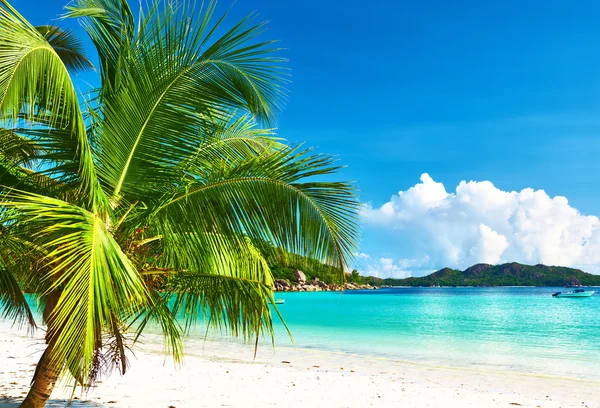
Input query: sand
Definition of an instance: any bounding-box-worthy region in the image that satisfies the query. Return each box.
[0,323,598,408]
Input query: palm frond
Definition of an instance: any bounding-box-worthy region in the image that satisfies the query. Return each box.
[78,0,286,201]
[0,225,36,327]
[169,273,277,343]
[0,128,39,166]
[0,189,149,383]
[151,147,359,272]
[35,25,94,73]
[127,289,182,361]
[63,0,135,90]
[0,1,104,206]
[176,113,284,179]
[124,221,278,341]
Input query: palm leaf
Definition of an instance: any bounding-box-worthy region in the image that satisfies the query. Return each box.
[0,128,39,166]
[76,0,286,201]
[0,1,104,207]
[126,217,279,339]
[0,225,36,327]
[0,189,149,382]
[169,273,277,343]
[151,147,359,271]
[35,25,94,73]
[176,113,284,179]
[63,0,135,90]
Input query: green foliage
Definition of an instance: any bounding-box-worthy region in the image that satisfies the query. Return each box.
[270,266,296,282]
[0,0,359,393]
[361,276,384,286]
[347,269,364,284]
[375,263,600,287]
[268,252,345,284]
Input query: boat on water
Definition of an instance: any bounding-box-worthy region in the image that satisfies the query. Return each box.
[273,298,285,304]
[552,289,595,298]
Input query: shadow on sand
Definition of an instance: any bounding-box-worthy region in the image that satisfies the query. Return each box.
[0,398,107,407]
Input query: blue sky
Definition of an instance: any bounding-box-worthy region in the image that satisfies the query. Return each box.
[15,0,600,276]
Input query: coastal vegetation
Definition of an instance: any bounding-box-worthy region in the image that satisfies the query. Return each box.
[266,251,362,285]
[362,263,600,287]
[0,0,358,407]
[268,259,600,289]
[266,248,600,288]
[244,242,600,289]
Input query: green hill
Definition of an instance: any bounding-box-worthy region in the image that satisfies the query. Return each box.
[364,263,600,287]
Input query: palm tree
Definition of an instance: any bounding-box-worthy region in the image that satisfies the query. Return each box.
[0,0,359,407]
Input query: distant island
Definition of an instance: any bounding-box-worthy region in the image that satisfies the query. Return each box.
[264,240,600,289]
[270,253,600,290]
[361,263,600,287]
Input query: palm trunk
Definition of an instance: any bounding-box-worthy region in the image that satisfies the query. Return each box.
[19,343,61,408]
[20,292,61,408]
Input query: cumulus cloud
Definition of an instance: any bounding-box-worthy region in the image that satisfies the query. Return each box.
[361,174,600,272]
[363,258,412,279]
[356,255,433,279]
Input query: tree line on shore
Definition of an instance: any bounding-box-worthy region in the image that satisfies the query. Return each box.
[271,257,600,288]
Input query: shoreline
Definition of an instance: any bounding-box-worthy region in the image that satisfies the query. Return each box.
[380,285,600,288]
[274,278,377,292]
[1,324,599,407]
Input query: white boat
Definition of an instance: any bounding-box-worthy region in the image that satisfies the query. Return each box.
[273,298,285,304]
[552,289,595,298]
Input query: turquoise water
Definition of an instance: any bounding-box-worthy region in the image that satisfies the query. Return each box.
[13,288,600,380]
[254,288,600,379]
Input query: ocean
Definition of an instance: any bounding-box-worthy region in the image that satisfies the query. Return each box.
[251,287,600,380]
[15,287,600,381]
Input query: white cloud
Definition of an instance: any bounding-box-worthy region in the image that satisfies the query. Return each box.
[359,256,433,279]
[365,258,412,279]
[353,252,371,259]
[469,224,509,265]
[361,173,600,272]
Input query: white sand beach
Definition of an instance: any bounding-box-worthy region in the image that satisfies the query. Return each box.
[0,323,598,408]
